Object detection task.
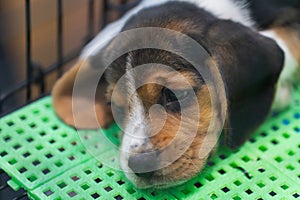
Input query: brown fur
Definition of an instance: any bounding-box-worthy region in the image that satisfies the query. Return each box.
[52,60,113,129]
[150,86,213,180]
[274,26,300,63]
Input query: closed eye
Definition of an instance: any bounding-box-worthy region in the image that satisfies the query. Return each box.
[161,88,192,112]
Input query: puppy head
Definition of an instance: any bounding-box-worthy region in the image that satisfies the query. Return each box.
[104,48,224,188]
[52,2,283,189]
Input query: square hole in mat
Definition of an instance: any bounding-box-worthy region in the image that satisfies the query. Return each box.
[106,171,114,177]
[126,187,136,194]
[27,174,37,182]
[58,147,65,152]
[117,180,125,185]
[19,115,27,120]
[218,169,226,175]
[68,155,75,161]
[32,160,40,166]
[55,161,63,167]
[45,153,53,159]
[94,177,102,183]
[29,123,37,128]
[19,167,27,173]
[282,119,290,125]
[245,189,253,195]
[13,143,21,150]
[219,154,227,160]
[194,182,203,188]
[3,135,11,142]
[42,116,49,122]
[221,187,230,193]
[43,189,54,197]
[91,192,100,199]
[260,132,267,137]
[205,174,215,181]
[57,181,67,189]
[104,186,113,192]
[36,145,44,150]
[39,131,46,136]
[269,191,277,196]
[16,128,24,134]
[269,176,277,181]
[42,168,51,175]
[257,182,265,188]
[0,151,8,157]
[274,156,283,163]
[23,152,31,158]
[115,195,123,200]
[282,133,290,139]
[288,150,295,156]
[84,169,92,175]
[71,141,77,146]
[68,190,77,197]
[293,193,300,198]
[281,184,289,190]
[32,109,40,114]
[286,164,295,171]
[61,132,68,138]
[271,139,279,145]
[258,168,265,173]
[258,145,268,152]
[210,193,218,199]
[52,125,59,130]
[71,175,80,181]
[81,183,90,190]
[7,121,14,126]
[232,195,242,200]
[272,125,279,131]
[234,180,242,186]
[26,137,34,143]
[242,155,251,162]
[9,158,17,165]
[49,139,56,144]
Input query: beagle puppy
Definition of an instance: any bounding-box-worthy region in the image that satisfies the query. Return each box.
[52,0,300,188]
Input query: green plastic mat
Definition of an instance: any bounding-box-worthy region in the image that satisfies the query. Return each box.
[0,88,300,199]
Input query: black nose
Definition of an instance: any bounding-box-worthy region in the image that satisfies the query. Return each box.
[128,151,158,178]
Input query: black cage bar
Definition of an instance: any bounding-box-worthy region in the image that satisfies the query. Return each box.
[0,0,141,117]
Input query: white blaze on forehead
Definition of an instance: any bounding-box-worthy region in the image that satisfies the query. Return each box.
[120,55,152,178]
[120,55,151,153]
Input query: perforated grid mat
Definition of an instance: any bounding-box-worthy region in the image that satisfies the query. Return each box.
[0,88,300,199]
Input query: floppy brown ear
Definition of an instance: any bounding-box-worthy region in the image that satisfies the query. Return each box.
[206,20,284,148]
[52,59,113,129]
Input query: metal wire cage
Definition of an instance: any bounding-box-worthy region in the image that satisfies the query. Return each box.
[0,1,139,199]
[0,0,140,116]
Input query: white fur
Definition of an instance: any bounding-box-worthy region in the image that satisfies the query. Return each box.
[81,0,254,58]
[260,30,298,110]
[120,56,151,177]
[180,0,254,27]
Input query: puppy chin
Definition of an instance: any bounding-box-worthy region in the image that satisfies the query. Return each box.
[120,154,196,189]
[122,170,188,189]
